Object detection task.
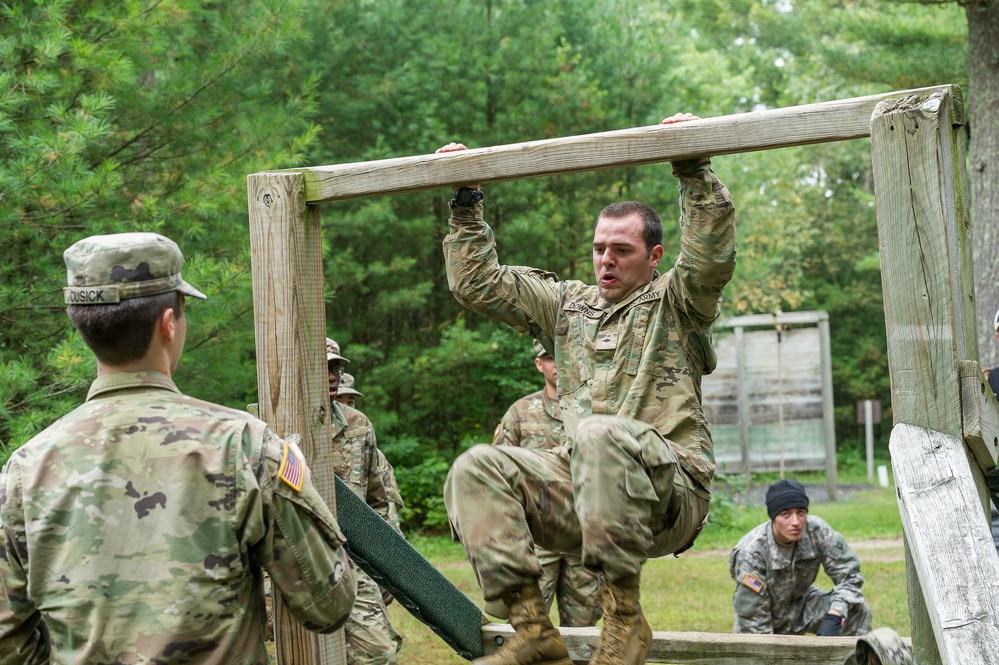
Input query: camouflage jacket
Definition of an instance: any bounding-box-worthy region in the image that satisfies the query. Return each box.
[444,158,736,491]
[330,402,401,536]
[492,389,563,451]
[728,515,866,634]
[373,447,405,533]
[0,371,356,665]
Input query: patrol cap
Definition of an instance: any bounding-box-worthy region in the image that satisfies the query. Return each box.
[338,372,362,397]
[64,232,207,305]
[326,338,350,365]
[533,339,551,359]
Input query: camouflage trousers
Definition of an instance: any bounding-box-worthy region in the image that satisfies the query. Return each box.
[537,548,603,627]
[345,569,403,665]
[762,586,873,637]
[444,414,710,600]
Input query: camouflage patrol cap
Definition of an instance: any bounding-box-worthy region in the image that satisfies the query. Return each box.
[338,372,362,397]
[64,232,207,305]
[326,338,350,365]
[533,339,551,359]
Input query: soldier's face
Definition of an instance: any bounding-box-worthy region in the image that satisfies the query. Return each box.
[772,507,808,544]
[335,394,355,409]
[592,213,663,303]
[535,354,557,390]
[328,363,343,399]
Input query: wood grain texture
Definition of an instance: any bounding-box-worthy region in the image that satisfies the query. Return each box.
[260,86,957,203]
[247,172,345,665]
[959,360,999,471]
[482,625,894,664]
[870,83,972,665]
[890,424,999,665]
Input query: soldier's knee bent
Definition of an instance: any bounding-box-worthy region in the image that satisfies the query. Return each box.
[574,415,618,453]
[447,444,503,481]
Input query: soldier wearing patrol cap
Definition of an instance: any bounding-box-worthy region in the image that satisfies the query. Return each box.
[326,338,404,665]
[491,340,603,627]
[0,232,357,663]
[335,372,363,409]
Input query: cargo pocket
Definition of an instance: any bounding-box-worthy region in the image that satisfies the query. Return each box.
[624,467,659,502]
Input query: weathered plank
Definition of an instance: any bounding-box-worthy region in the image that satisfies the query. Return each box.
[870,84,971,665]
[890,423,999,664]
[960,360,999,472]
[247,172,346,664]
[284,85,956,203]
[482,625,889,665]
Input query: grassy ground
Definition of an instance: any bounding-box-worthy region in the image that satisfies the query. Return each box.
[386,486,909,665]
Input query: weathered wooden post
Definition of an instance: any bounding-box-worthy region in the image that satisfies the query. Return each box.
[247,171,346,665]
[870,85,999,664]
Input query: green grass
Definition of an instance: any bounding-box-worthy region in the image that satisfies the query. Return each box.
[385,486,908,664]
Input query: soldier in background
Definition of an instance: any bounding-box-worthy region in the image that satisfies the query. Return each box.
[327,339,404,665]
[334,367,408,597]
[491,341,603,627]
[0,233,356,663]
[729,479,872,636]
[335,372,362,409]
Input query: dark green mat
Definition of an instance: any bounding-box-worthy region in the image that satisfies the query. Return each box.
[334,475,485,660]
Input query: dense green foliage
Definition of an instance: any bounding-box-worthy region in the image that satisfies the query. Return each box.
[1,0,971,530]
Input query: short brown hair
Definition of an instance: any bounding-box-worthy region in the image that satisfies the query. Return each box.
[68,291,183,365]
[597,201,663,251]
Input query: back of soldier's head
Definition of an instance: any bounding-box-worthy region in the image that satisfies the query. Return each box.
[64,233,206,365]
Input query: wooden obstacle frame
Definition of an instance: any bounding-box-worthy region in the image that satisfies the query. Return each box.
[246,84,999,664]
[704,310,837,494]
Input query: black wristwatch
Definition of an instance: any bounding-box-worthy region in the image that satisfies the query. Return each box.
[449,187,483,209]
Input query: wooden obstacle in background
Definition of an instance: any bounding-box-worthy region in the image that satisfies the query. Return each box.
[247,84,999,664]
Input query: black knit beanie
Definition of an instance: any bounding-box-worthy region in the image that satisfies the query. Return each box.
[765,479,810,520]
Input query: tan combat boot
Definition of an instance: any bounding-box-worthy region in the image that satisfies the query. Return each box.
[473,583,572,665]
[589,573,652,665]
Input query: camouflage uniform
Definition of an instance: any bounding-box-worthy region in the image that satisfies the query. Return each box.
[443,157,735,599]
[0,233,356,664]
[373,448,405,534]
[492,389,602,627]
[331,401,403,665]
[728,515,872,636]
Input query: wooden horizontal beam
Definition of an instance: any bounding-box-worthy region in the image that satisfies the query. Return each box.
[482,625,908,664]
[269,85,958,204]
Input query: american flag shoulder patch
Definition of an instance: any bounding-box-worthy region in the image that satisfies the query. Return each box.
[279,440,305,492]
[741,572,765,594]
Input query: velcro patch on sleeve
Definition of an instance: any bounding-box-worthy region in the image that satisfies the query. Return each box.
[741,572,765,594]
[278,440,306,492]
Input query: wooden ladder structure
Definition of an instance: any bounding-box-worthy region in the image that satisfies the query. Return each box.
[247,84,999,664]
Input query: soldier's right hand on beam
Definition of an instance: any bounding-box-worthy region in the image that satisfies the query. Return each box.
[435,142,479,192]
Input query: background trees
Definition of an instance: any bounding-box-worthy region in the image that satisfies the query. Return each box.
[0,0,974,528]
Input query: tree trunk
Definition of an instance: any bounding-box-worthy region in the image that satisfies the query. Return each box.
[967,0,999,367]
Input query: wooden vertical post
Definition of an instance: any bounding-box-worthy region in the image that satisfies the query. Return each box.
[247,171,345,665]
[870,85,986,664]
[735,325,750,475]
[818,315,837,500]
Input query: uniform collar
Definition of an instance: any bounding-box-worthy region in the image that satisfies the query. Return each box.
[86,371,180,401]
[600,269,666,318]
